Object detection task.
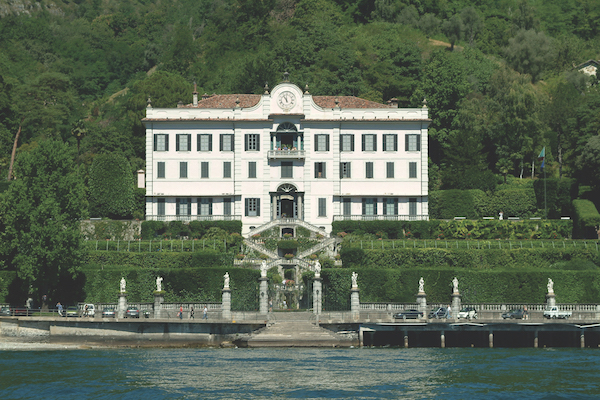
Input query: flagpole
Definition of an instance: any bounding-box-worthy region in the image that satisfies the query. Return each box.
[544,164,547,219]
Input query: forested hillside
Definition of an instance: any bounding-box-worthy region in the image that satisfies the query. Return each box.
[0,0,599,202]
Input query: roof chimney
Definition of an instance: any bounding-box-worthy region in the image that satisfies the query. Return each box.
[193,81,198,106]
[387,98,398,108]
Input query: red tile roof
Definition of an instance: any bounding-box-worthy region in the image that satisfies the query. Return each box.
[182,94,392,109]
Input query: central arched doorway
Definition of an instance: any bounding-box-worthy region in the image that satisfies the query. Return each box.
[271,183,304,220]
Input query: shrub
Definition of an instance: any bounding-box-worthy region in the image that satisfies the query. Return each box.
[573,199,600,239]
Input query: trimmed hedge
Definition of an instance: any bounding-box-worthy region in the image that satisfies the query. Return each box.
[332,220,572,240]
[83,250,233,270]
[429,189,477,219]
[141,220,242,240]
[573,199,600,239]
[533,178,578,219]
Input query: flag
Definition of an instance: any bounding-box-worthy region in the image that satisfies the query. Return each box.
[538,147,545,168]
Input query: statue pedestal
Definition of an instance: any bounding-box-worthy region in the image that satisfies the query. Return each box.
[259,277,268,315]
[118,293,127,319]
[350,287,360,319]
[452,292,461,314]
[222,288,231,320]
[313,277,322,315]
[546,293,556,308]
[154,292,164,319]
[416,292,427,314]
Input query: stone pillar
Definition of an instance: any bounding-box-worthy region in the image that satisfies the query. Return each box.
[222,288,231,320]
[350,287,360,319]
[153,292,164,319]
[259,277,268,315]
[534,331,539,348]
[404,331,409,348]
[489,331,494,348]
[546,293,556,308]
[118,293,127,319]
[452,292,461,316]
[440,331,445,348]
[581,331,585,348]
[416,292,427,314]
[313,277,322,315]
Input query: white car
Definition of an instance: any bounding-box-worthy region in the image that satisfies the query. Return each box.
[457,307,478,319]
[82,304,95,317]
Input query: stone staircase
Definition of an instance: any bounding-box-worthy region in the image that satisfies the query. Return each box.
[245,218,328,238]
[234,319,357,347]
[296,237,340,259]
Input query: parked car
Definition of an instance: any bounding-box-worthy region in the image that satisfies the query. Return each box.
[457,307,478,319]
[12,307,32,316]
[102,308,116,318]
[125,306,140,318]
[543,306,571,319]
[393,309,423,320]
[0,306,11,316]
[66,306,79,317]
[428,307,448,319]
[82,304,95,317]
[502,309,525,319]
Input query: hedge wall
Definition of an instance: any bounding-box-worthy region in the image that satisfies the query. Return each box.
[141,220,243,239]
[83,250,234,270]
[533,178,578,219]
[341,247,600,270]
[323,268,600,304]
[573,199,600,239]
[332,219,573,240]
[83,267,260,310]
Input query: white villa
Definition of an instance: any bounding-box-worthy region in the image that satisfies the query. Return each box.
[143,76,430,236]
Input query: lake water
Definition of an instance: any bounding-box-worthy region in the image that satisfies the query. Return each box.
[1,347,598,399]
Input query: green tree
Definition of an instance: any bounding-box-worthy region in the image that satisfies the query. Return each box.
[504,29,554,83]
[0,140,86,303]
[461,7,483,46]
[88,152,135,219]
[575,135,600,190]
[441,14,463,51]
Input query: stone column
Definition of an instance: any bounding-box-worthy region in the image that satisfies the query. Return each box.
[416,292,427,314]
[313,277,322,315]
[546,293,556,308]
[452,292,461,316]
[154,292,164,319]
[118,293,127,319]
[259,277,268,315]
[350,287,360,319]
[222,288,231,320]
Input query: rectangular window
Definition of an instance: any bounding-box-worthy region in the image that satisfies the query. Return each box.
[157,198,165,216]
[409,198,417,217]
[224,198,232,216]
[220,134,234,151]
[314,134,330,151]
[340,162,351,179]
[176,198,191,216]
[409,162,417,178]
[245,134,260,151]
[405,134,421,151]
[223,161,232,178]
[340,134,354,151]
[343,198,351,216]
[248,162,257,178]
[384,198,398,215]
[245,198,260,216]
[362,198,377,216]
[314,162,326,178]
[201,162,209,178]
[281,161,293,178]
[179,162,188,178]
[153,134,169,151]
[365,162,374,179]
[198,198,213,216]
[157,162,165,179]
[176,134,191,151]
[362,134,377,151]
[383,134,398,151]
[318,198,327,217]
[387,162,395,178]
[197,134,212,151]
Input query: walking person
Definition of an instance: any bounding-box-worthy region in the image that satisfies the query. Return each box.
[524,305,528,320]
[179,305,183,319]
[203,306,208,320]
[447,305,452,319]
[190,306,194,319]
[268,299,273,313]
[56,302,63,317]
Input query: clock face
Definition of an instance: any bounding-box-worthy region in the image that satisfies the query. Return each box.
[278,91,296,110]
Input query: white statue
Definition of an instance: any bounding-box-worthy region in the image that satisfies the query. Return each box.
[260,260,268,278]
[418,277,425,293]
[224,272,230,289]
[452,277,459,293]
[156,276,163,292]
[547,278,554,294]
[314,260,321,278]
[120,277,126,293]
[351,272,358,288]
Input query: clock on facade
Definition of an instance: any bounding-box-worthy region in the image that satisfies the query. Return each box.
[277,91,296,110]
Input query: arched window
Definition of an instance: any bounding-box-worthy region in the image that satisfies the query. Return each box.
[276,122,297,133]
